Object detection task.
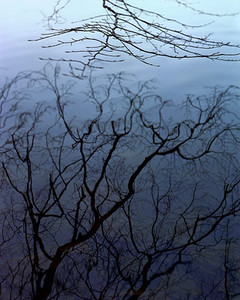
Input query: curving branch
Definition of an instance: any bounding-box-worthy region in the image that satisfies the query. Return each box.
[33,0,240,76]
[0,67,240,299]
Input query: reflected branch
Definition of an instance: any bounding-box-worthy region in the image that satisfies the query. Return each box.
[0,67,240,299]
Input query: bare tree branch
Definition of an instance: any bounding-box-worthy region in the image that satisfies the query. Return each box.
[0,67,240,299]
[33,0,240,77]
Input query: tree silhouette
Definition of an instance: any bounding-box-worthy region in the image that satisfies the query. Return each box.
[0,67,240,299]
[35,0,240,77]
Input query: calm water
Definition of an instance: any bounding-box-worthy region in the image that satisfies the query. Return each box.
[1,2,240,299]
[0,0,240,101]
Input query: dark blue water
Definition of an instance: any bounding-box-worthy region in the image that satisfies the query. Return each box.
[1,1,240,299]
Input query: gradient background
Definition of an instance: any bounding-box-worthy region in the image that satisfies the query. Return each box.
[0,0,240,101]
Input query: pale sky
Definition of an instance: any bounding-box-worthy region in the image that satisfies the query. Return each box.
[0,0,239,98]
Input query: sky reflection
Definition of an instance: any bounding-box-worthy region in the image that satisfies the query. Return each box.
[0,0,239,101]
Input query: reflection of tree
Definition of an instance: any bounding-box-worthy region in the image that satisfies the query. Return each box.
[0,73,31,154]
[0,68,240,299]
[36,0,240,76]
